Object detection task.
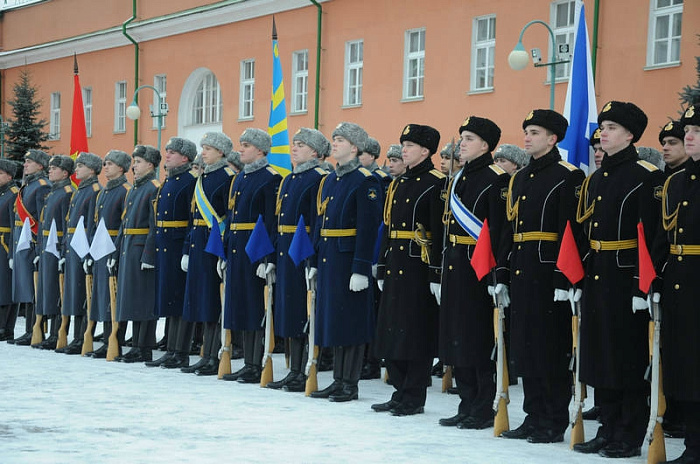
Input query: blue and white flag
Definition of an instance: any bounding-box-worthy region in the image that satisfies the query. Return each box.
[559,1,598,174]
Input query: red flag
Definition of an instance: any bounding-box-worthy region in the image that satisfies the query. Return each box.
[70,54,88,187]
[471,218,496,281]
[556,220,584,285]
[15,192,38,234]
[637,221,656,294]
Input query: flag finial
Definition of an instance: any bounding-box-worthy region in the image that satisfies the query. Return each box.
[73,52,79,75]
[272,16,277,40]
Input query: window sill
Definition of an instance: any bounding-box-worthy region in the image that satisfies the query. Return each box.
[237,116,254,122]
[289,110,308,116]
[341,103,362,109]
[400,96,424,103]
[644,61,681,71]
[467,88,494,96]
[113,131,126,135]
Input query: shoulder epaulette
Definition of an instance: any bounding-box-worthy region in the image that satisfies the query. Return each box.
[315,167,327,175]
[225,167,235,176]
[358,167,372,177]
[38,179,48,186]
[92,183,100,192]
[637,160,659,172]
[489,164,507,175]
[10,186,19,194]
[266,166,281,176]
[430,169,446,179]
[558,160,578,172]
[151,179,161,188]
[64,185,73,193]
[374,169,388,178]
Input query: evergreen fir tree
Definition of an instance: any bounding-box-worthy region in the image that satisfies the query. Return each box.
[679,35,700,108]
[5,70,49,161]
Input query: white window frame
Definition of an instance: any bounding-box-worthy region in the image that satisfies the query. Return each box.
[471,15,496,92]
[152,74,167,129]
[647,0,683,67]
[291,50,308,114]
[403,28,425,100]
[343,40,363,107]
[550,0,576,81]
[82,87,92,138]
[239,59,255,120]
[114,81,127,134]
[49,92,60,140]
[192,72,222,125]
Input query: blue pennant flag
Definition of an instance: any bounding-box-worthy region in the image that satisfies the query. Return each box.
[268,17,293,177]
[204,221,226,259]
[372,222,385,264]
[288,215,315,266]
[559,1,598,175]
[245,214,274,263]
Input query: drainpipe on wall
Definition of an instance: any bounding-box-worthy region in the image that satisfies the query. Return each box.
[309,0,322,130]
[122,0,139,146]
[592,0,600,83]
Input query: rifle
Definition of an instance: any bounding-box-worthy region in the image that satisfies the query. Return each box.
[260,258,275,387]
[106,273,119,361]
[304,261,318,396]
[218,274,232,378]
[492,269,510,437]
[56,273,69,349]
[81,273,95,356]
[31,267,43,345]
[441,365,453,393]
[569,285,586,448]
[646,297,666,464]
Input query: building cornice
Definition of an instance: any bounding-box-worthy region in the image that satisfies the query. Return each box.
[0,0,329,69]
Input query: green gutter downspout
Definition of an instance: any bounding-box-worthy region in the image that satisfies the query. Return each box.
[122,0,139,145]
[592,0,600,83]
[309,0,322,129]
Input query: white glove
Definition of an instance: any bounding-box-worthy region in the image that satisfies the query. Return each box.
[58,257,65,272]
[488,283,510,307]
[217,258,227,279]
[349,273,369,292]
[377,279,384,291]
[180,254,189,272]
[106,258,116,274]
[141,262,154,270]
[632,296,649,313]
[305,267,318,291]
[372,264,378,278]
[33,255,40,266]
[430,282,441,305]
[570,288,582,303]
[83,258,93,274]
[554,289,569,302]
[256,262,276,283]
[8,258,12,270]
[652,292,660,304]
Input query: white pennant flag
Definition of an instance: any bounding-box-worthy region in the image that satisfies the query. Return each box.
[16,217,32,253]
[89,218,116,261]
[45,219,61,258]
[70,216,90,259]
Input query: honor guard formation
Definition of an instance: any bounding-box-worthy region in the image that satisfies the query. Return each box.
[3,102,700,464]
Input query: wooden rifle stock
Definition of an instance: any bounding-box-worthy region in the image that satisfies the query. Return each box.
[304,275,318,396]
[56,273,68,349]
[441,365,453,393]
[106,274,119,361]
[218,278,232,379]
[31,270,43,345]
[493,291,510,437]
[81,274,94,355]
[570,295,585,448]
[260,272,275,387]
[647,300,666,464]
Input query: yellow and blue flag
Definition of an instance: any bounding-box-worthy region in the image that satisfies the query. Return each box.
[268,17,292,177]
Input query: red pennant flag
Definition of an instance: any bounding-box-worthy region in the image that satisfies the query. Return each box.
[15,192,38,234]
[70,54,89,187]
[637,221,656,294]
[556,220,584,285]
[471,218,496,281]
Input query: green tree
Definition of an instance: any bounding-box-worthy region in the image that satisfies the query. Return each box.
[679,35,700,108]
[5,70,49,161]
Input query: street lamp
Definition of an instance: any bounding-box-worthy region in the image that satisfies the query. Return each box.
[508,20,569,110]
[125,85,168,155]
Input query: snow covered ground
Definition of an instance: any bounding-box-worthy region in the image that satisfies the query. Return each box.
[0,319,684,464]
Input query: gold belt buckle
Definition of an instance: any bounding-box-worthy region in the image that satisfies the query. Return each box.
[591,240,601,251]
[514,233,523,242]
[677,244,683,255]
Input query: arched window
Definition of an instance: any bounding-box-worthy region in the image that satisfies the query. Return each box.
[191,71,222,125]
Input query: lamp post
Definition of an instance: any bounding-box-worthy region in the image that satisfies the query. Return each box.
[125,85,168,154]
[508,20,569,110]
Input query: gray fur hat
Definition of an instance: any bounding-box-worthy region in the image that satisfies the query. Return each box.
[49,155,75,175]
[201,132,233,156]
[494,144,529,169]
[192,153,204,167]
[105,149,132,173]
[75,152,102,175]
[386,144,402,160]
[240,128,271,154]
[132,145,161,167]
[227,151,244,171]
[637,146,664,170]
[165,137,197,161]
[25,149,50,170]
[293,128,330,156]
[365,137,381,158]
[0,158,17,177]
[332,122,368,153]
[440,142,458,159]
